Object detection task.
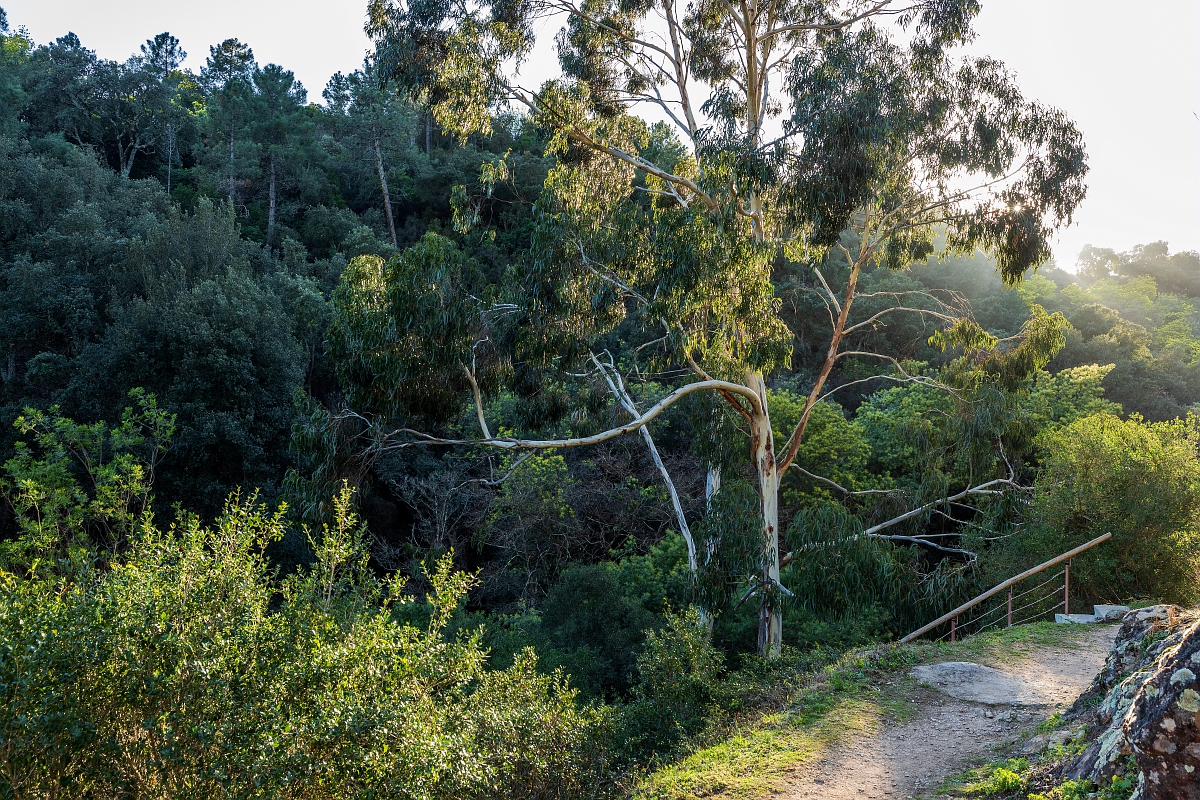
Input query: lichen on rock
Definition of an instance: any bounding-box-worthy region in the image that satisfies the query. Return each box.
[1059,606,1200,799]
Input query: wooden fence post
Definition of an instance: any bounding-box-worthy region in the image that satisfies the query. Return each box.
[950,617,957,642]
[1007,586,1013,627]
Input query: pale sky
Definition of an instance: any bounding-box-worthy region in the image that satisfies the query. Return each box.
[4,0,1198,268]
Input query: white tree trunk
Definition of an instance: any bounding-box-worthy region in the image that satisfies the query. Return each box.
[747,371,782,657]
[705,464,721,508]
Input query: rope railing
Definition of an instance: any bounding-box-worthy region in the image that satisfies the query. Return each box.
[934,569,1066,643]
[900,533,1112,644]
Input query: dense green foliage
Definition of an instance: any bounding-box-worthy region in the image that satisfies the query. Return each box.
[1027,413,1200,604]
[1,2,1198,793]
[0,14,548,524]
[0,487,613,798]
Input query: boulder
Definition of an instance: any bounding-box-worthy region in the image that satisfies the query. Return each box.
[1063,606,1200,799]
[1066,606,1189,716]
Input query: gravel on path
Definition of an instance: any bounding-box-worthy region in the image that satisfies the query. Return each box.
[781,625,1118,800]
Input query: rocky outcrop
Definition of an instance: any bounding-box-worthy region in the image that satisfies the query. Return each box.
[1063,605,1200,800]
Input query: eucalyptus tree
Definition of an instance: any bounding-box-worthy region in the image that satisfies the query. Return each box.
[352,0,1087,655]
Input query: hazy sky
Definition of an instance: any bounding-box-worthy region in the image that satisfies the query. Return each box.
[4,0,1198,268]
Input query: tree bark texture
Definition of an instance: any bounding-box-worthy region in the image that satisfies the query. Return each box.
[748,370,782,657]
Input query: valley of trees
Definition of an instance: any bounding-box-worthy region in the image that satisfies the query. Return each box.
[0,2,1197,796]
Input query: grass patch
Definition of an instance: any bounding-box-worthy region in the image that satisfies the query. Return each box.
[907,621,1096,667]
[633,648,912,800]
[634,697,878,800]
[1028,773,1136,800]
[937,758,1035,798]
[945,759,1028,797]
[1036,713,1064,734]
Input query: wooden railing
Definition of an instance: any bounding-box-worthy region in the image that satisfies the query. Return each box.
[899,532,1112,644]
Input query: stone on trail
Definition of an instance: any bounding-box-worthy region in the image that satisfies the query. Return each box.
[910,661,1054,706]
[1056,613,1100,624]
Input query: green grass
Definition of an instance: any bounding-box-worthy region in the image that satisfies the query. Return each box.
[907,620,1095,666]
[1036,713,1063,734]
[635,621,1108,800]
[633,648,911,800]
[634,696,879,800]
[962,759,1028,796]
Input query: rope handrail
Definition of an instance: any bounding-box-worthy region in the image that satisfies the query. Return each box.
[1008,569,1066,605]
[899,532,1112,643]
[966,567,1063,626]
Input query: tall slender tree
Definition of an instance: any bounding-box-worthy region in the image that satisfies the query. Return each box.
[323,61,416,247]
[140,32,189,192]
[251,64,307,246]
[202,38,256,208]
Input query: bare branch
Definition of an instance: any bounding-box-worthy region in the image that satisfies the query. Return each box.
[788,464,894,496]
[812,267,843,317]
[860,478,1018,539]
[458,450,535,488]
[590,352,698,572]
[760,0,899,43]
[461,360,491,440]
[378,378,762,453]
[868,533,976,559]
[842,305,959,336]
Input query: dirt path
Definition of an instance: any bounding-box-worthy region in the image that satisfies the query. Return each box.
[782,625,1118,800]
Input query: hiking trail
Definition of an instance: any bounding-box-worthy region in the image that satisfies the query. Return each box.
[781,624,1118,800]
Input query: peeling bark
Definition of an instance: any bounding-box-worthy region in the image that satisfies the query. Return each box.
[748,370,782,657]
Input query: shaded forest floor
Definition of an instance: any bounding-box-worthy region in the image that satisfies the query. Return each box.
[635,623,1118,800]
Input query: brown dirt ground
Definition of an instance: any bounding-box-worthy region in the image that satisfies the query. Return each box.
[781,624,1118,800]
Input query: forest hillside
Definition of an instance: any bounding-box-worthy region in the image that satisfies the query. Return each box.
[0,3,1197,797]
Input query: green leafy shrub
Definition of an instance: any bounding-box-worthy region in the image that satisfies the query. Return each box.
[0,389,174,570]
[0,486,614,798]
[472,532,691,699]
[1022,412,1200,604]
[1029,775,1135,800]
[619,607,724,759]
[968,759,1027,795]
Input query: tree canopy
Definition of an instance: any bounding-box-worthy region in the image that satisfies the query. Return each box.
[355,0,1089,654]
